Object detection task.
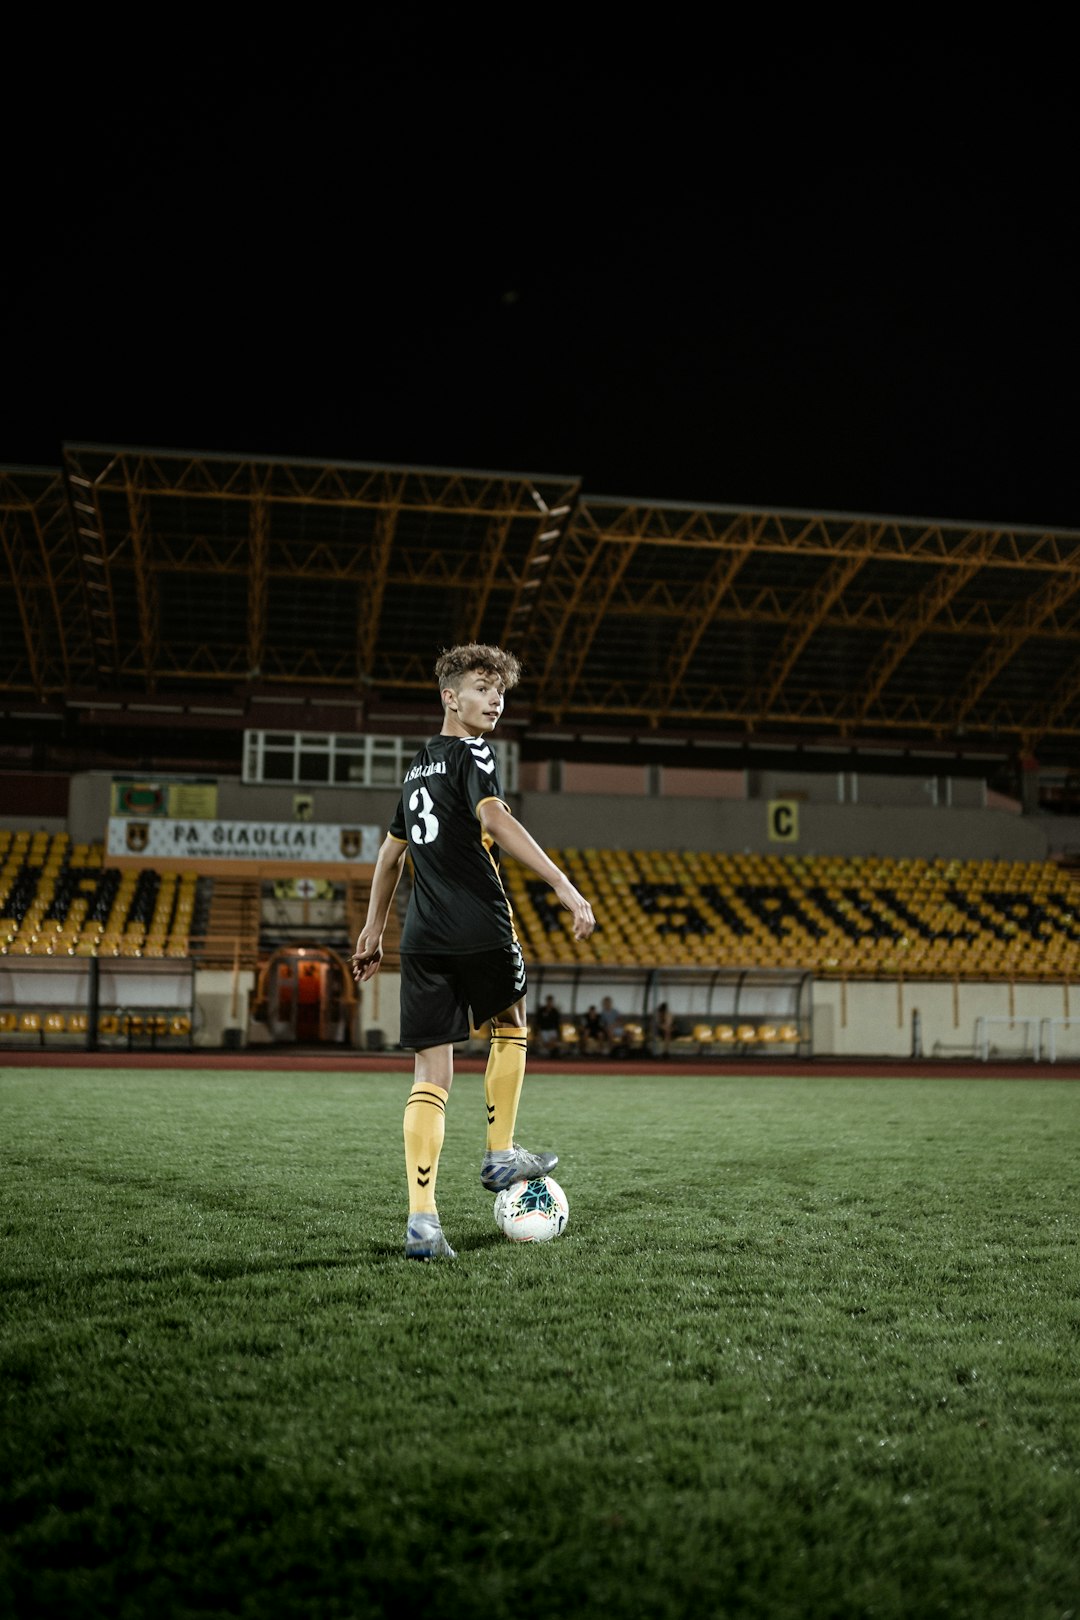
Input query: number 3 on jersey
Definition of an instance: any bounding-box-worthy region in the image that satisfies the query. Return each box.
[409,784,440,844]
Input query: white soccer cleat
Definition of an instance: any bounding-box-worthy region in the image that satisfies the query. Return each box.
[404,1213,456,1261]
[480,1145,558,1192]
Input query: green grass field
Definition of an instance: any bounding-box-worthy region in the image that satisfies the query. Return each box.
[2,1066,1078,1620]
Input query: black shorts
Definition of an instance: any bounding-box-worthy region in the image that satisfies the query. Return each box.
[399,941,527,1051]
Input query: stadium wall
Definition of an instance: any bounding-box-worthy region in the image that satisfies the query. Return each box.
[0,772,71,824]
[517,795,1050,861]
[811,978,1076,1061]
[194,968,257,1047]
[65,771,1065,862]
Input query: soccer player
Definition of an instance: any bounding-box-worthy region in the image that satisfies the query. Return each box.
[351,643,596,1260]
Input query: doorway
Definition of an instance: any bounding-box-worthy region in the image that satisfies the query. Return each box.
[260,946,352,1043]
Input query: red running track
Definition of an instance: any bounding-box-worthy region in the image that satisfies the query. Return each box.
[2,1047,1079,1080]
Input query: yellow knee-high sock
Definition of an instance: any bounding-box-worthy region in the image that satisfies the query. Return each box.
[485,1024,528,1152]
[403,1081,448,1216]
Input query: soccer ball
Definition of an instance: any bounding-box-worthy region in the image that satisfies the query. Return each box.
[493,1176,569,1242]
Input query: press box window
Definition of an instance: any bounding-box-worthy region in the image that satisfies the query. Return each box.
[243,730,517,789]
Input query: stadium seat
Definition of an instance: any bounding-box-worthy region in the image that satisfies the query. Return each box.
[19,1012,42,1034]
[498,846,1080,983]
[0,1010,18,1033]
[673,1021,714,1054]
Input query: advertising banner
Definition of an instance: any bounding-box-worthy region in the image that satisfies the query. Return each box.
[106,818,381,862]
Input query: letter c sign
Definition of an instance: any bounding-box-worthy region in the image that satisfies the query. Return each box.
[768,799,799,842]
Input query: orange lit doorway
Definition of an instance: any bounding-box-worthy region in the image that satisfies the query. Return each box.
[261,947,352,1043]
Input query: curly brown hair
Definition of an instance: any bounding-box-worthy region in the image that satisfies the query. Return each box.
[434,643,521,699]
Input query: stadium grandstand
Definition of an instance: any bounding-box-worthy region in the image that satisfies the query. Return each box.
[3,442,1080,1064]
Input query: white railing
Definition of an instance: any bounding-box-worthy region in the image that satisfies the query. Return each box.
[974,1015,1040,1062]
[1039,1017,1080,1064]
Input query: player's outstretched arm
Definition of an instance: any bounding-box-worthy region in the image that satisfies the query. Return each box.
[351,835,408,982]
[478,800,596,940]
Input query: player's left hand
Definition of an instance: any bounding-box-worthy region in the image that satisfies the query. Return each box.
[351,933,384,982]
[553,877,596,940]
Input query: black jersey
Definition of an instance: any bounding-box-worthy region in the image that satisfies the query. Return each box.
[389,733,514,954]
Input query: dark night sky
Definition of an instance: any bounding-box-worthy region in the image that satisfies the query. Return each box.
[5,33,1076,528]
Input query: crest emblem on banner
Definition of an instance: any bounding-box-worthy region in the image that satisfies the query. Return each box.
[340,828,362,858]
[126,822,150,853]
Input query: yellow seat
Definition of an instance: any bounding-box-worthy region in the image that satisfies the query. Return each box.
[736,1024,757,1044]
[168,1014,192,1037]
[44,1012,66,1034]
[714,1024,736,1044]
[19,1012,42,1033]
[0,1010,18,1033]
[68,1012,89,1034]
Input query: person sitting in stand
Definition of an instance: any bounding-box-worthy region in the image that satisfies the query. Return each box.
[581,1003,607,1056]
[537,992,562,1057]
[599,994,626,1057]
[651,1000,675,1057]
